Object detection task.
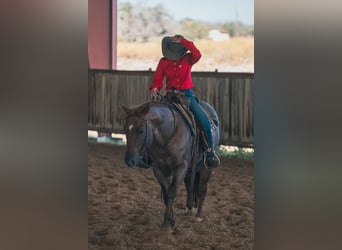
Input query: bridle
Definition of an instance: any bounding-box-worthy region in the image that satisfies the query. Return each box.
[126,115,153,167]
[139,117,153,156]
[125,102,177,167]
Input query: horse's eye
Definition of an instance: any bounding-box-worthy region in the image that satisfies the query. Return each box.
[136,128,143,135]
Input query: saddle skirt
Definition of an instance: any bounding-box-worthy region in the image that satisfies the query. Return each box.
[161,91,218,151]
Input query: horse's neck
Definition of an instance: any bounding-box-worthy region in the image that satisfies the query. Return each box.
[147,105,175,145]
[148,105,174,130]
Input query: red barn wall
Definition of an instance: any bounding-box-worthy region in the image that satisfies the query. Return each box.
[88,0,117,69]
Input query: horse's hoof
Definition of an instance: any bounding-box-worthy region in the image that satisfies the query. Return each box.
[161,218,175,231]
[196,216,203,222]
[185,208,194,215]
[161,224,176,234]
[161,224,171,231]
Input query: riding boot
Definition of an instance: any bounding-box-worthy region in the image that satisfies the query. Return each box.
[204,148,220,169]
[185,91,220,169]
[201,131,220,169]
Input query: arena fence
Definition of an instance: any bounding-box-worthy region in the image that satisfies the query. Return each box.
[88,69,254,147]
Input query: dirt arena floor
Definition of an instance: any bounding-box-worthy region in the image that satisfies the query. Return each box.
[88,142,254,250]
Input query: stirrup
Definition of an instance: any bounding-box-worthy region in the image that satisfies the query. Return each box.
[204,149,220,169]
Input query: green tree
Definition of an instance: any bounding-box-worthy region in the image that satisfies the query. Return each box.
[222,22,254,37]
[118,3,176,42]
[179,18,211,40]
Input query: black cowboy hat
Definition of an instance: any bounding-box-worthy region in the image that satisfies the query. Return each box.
[161,36,188,61]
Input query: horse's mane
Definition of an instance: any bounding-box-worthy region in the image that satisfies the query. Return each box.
[124,101,170,118]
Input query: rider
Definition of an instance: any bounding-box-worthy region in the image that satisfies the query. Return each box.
[149,35,220,168]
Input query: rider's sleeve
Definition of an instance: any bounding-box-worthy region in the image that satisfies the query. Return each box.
[180,38,201,65]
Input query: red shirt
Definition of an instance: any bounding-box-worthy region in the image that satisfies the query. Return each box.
[150,38,201,91]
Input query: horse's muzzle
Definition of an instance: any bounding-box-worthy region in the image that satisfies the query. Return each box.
[125,155,140,167]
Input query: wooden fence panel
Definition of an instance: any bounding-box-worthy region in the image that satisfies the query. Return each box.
[88,70,254,147]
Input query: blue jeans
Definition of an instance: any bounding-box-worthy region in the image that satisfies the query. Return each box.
[180,89,213,149]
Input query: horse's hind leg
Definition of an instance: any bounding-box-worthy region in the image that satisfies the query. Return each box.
[196,167,212,220]
[184,173,194,214]
[185,172,200,214]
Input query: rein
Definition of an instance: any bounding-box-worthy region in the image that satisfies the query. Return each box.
[139,117,153,165]
[137,103,177,167]
[125,115,153,167]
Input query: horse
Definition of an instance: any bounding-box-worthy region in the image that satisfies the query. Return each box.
[121,99,220,229]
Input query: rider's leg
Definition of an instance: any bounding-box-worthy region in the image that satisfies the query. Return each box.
[184,91,220,168]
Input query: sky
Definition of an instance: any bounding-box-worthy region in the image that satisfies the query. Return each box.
[118,0,254,25]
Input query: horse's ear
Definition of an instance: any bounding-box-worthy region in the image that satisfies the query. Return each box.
[139,102,150,116]
[120,104,132,116]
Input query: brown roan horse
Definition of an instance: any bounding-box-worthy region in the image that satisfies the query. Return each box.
[121,99,220,229]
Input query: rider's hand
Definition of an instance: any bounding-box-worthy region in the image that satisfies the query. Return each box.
[150,88,158,98]
[170,35,183,43]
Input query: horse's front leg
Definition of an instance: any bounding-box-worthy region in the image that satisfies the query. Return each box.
[153,161,188,229]
[153,167,176,229]
[165,163,188,228]
[152,167,170,206]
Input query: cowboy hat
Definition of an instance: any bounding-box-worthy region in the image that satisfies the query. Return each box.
[161,36,188,60]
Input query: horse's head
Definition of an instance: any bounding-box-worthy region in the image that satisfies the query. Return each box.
[121,103,151,167]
